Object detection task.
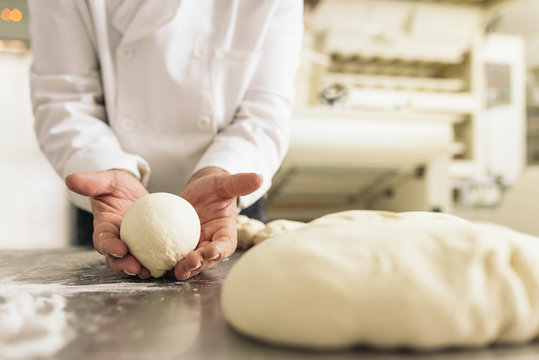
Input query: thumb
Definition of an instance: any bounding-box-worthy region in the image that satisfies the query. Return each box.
[65,171,116,198]
[219,172,263,199]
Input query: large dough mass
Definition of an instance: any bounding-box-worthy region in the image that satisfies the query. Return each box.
[120,193,200,278]
[223,211,539,350]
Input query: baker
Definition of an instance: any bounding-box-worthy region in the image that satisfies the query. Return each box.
[28,1,303,280]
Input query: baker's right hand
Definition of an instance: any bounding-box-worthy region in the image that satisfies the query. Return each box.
[65,169,151,279]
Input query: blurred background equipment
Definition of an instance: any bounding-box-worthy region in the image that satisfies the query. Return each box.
[267,0,531,226]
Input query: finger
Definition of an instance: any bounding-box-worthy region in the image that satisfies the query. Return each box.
[93,232,128,257]
[201,241,234,261]
[93,212,123,230]
[186,236,236,278]
[174,250,204,280]
[174,266,191,281]
[105,254,141,276]
[200,217,229,242]
[65,171,116,197]
[93,221,128,257]
[202,227,237,261]
[217,173,263,199]
[138,267,151,280]
[174,225,237,280]
[176,243,235,280]
[190,259,220,278]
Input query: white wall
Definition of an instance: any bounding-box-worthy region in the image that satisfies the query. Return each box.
[0,51,69,249]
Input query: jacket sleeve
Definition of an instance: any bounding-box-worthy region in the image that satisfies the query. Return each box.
[28,0,150,212]
[193,0,304,210]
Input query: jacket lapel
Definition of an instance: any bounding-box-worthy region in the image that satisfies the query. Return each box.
[118,0,182,45]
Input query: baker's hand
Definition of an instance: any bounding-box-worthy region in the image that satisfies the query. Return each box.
[175,167,263,280]
[65,169,151,279]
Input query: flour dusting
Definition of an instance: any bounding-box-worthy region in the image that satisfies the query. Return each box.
[0,293,72,359]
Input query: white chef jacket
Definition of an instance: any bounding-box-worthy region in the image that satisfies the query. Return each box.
[28,0,303,212]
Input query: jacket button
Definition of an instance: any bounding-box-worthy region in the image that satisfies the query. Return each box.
[119,46,135,60]
[121,118,135,131]
[197,117,211,130]
[214,48,225,60]
[192,48,206,59]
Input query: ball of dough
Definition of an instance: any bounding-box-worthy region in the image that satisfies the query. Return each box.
[120,193,200,278]
[253,219,305,245]
[236,215,265,250]
[222,210,539,350]
[236,216,306,249]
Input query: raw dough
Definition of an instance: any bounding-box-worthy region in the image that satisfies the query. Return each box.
[236,215,306,249]
[120,193,200,278]
[236,215,266,250]
[253,219,306,245]
[222,210,539,350]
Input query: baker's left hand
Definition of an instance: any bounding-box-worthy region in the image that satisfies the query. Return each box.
[174,167,262,280]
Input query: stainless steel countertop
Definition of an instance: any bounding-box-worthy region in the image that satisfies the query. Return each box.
[1,248,538,360]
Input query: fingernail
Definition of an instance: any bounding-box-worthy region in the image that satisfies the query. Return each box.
[123,269,137,276]
[190,262,202,271]
[110,253,122,258]
[207,253,219,261]
[138,273,150,280]
[181,271,191,281]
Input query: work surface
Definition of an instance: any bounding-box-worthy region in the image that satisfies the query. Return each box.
[1,248,538,360]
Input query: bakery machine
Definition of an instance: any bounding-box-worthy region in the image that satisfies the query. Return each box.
[267,0,525,221]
